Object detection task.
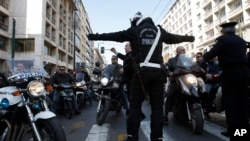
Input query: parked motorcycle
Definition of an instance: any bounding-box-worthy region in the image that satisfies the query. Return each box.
[0,61,66,141]
[170,54,206,134]
[96,64,122,125]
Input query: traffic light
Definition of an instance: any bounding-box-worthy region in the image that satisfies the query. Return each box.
[100,47,105,54]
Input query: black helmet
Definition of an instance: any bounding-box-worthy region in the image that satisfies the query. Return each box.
[130,11,143,26]
[95,61,100,67]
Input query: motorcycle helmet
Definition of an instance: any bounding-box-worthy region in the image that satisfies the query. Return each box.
[130,11,143,26]
[95,61,100,67]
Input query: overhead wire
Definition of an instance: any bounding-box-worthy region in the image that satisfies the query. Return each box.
[155,0,175,24]
[150,0,162,16]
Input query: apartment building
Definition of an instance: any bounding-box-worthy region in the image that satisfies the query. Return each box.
[161,0,250,63]
[0,0,94,75]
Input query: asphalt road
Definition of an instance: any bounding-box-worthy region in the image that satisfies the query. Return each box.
[56,100,230,141]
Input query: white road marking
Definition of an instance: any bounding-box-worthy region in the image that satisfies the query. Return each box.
[141,120,229,141]
[85,121,229,141]
[204,121,229,141]
[140,121,175,141]
[85,124,110,141]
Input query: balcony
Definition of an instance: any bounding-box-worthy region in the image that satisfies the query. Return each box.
[0,0,9,9]
[46,31,50,38]
[0,22,8,31]
[203,0,211,7]
[228,6,242,19]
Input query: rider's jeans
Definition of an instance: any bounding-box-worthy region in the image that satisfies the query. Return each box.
[120,84,129,109]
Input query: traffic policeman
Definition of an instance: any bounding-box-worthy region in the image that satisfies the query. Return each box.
[87,12,195,141]
[203,22,249,140]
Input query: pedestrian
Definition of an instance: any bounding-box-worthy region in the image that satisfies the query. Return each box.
[0,71,8,88]
[87,12,195,141]
[164,46,186,123]
[203,21,249,140]
[111,42,145,118]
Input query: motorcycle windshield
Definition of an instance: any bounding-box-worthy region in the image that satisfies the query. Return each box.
[4,60,50,82]
[102,64,115,80]
[176,54,195,69]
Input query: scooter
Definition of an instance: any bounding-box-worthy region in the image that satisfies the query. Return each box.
[170,54,206,134]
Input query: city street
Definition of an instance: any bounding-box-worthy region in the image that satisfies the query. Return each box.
[57,100,230,141]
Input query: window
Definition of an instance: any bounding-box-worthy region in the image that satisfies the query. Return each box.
[15,39,35,52]
[0,37,6,50]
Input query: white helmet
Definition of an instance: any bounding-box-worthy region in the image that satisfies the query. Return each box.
[130,11,143,26]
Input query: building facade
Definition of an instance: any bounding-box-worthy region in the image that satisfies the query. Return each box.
[161,0,250,63]
[0,0,95,75]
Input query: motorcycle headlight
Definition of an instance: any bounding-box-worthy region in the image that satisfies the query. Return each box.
[27,81,45,97]
[186,75,197,86]
[0,98,9,110]
[101,77,109,86]
[112,82,119,89]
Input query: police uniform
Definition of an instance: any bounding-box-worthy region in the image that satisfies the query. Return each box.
[203,22,249,140]
[88,12,195,141]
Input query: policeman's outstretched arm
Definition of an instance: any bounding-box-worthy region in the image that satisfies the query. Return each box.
[87,29,133,43]
[161,27,195,44]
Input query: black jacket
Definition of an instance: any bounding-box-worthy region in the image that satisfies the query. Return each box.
[88,18,194,65]
[51,73,75,85]
[117,51,133,75]
[203,33,247,69]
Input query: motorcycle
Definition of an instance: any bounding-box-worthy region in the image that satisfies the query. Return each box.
[75,80,88,108]
[96,64,122,125]
[53,83,75,119]
[0,61,66,141]
[169,54,206,134]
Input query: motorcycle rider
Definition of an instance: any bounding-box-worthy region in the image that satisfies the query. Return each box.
[76,65,92,105]
[87,11,195,141]
[111,55,129,112]
[164,46,186,123]
[204,57,221,116]
[51,66,81,114]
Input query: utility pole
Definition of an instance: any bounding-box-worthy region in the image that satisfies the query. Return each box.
[73,11,76,70]
[11,18,16,70]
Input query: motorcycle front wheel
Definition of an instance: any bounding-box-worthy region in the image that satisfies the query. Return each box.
[77,94,87,109]
[191,108,204,134]
[96,98,111,125]
[33,117,66,141]
[64,100,73,119]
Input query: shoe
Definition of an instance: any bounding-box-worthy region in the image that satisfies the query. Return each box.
[75,110,81,115]
[221,131,229,137]
[164,116,169,124]
[204,112,211,120]
[126,109,129,115]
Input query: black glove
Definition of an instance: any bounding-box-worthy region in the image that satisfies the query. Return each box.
[87,33,99,40]
[184,35,195,42]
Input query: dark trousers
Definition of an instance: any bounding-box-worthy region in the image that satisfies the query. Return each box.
[165,82,177,116]
[52,89,78,112]
[221,66,249,140]
[126,68,165,141]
